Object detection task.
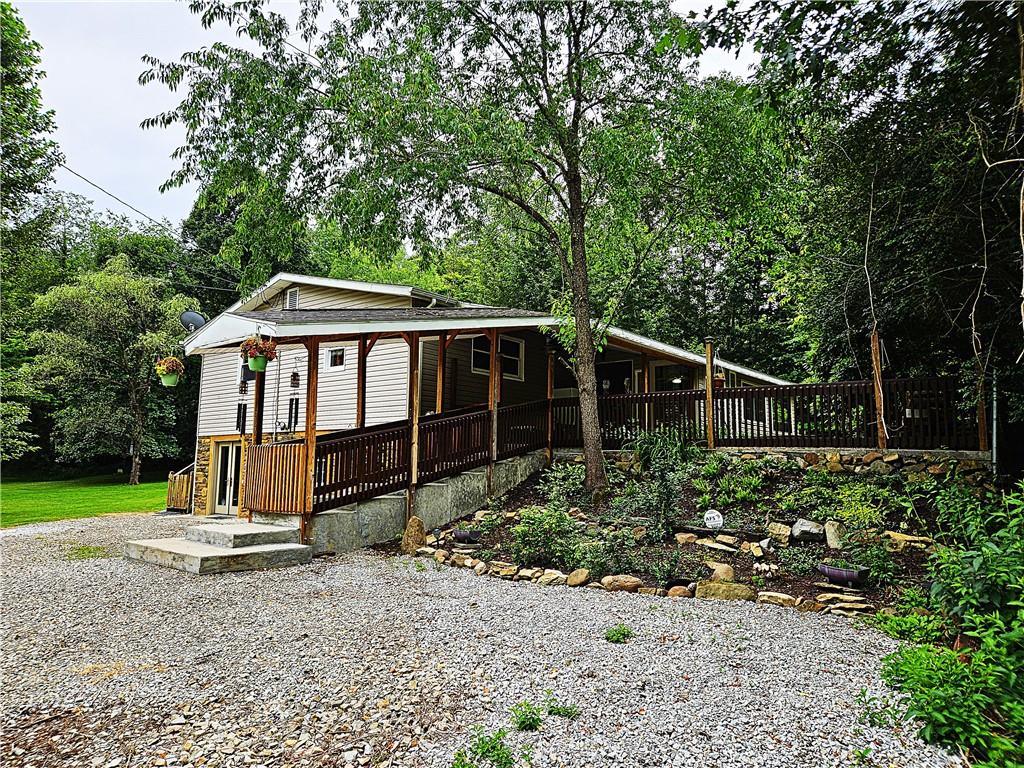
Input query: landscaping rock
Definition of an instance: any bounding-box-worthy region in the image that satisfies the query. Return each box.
[817,593,867,604]
[884,531,934,552]
[473,561,488,575]
[432,549,449,563]
[791,518,825,542]
[401,516,428,554]
[537,569,566,586]
[566,568,590,587]
[517,567,543,580]
[667,585,693,598]
[756,591,798,608]
[706,561,735,582]
[796,600,828,613]
[869,459,893,475]
[695,581,756,601]
[767,522,791,547]
[824,520,846,550]
[749,542,765,558]
[695,538,739,554]
[600,574,643,593]
[715,534,741,547]
[883,453,901,463]
[674,532,698,546]
[415,546,436,557]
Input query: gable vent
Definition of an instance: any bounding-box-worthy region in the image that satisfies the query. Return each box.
[285,287,299,310]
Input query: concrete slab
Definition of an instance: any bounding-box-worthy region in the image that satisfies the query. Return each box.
[125,537,312,575]
[185,523,300,548]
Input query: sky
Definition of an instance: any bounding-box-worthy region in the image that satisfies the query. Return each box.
[17,0,755,227]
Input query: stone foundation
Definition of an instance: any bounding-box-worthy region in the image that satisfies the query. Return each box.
[192,436,212,514]
[721,446,992,483]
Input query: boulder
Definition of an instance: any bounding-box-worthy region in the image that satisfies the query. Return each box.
[756,591,798,608]
[517,567,543,580]
[803,452,820,465]
[695,581,756,601]
[861,451,883,464]
[600,574,643,593]
[638,587,665,596]
[883,453,901,463]
[706,561,735,582]
[791,518,825,542]
[667,585,693,598]
[826,461,845,473]
[538,569,567,586]
[674,532,698,546]
[767,522,792,547]
[432,549,449,563]
[566,568,590,587]
[473,561,488,575]
[824,520,846,550]
[796,600,827,613]
[869,459,893,475]
[401,516,428,554]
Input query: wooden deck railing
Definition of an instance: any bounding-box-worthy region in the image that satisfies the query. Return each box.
[312,421,412,512]
[239,375,980,519]
[166,463,194,512]
[243,443,307,514]
[497,400,549,459]
[419,408,492,484]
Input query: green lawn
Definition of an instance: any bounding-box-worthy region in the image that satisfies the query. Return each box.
[0,474,168,528]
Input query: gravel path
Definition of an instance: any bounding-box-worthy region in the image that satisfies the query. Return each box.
[1,514,961,768]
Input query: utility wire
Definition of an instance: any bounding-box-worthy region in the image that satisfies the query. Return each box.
[57,162,240,287]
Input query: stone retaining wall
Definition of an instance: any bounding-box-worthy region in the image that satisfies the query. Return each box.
[721,446,992,483]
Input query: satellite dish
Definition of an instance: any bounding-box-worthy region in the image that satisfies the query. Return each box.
[179,311,208,333]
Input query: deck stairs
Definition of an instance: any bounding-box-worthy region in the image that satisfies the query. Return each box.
[125,521,311,575]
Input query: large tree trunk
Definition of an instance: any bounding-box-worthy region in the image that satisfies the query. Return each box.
[129,447,141,486]
[566,169,608,491]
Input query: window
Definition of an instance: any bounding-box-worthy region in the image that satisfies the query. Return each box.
[325,347,346,370]
[285,287,299,310]
[471,334,524,381]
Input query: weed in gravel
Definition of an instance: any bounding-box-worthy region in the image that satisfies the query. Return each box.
[65,545,111,560]
[510,700,543,731]
[544,691,579,719]
[461,727,529,768]
[855,688,904,729]
[605,623,635,643]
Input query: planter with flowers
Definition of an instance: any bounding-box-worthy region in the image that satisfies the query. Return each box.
[240,336,278,372]
[155,356,185,387]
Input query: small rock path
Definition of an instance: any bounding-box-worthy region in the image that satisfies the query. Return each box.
[1,514,962,768]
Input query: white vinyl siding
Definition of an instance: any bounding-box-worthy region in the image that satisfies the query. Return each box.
[197,285,415,436]
[254,285,411,311]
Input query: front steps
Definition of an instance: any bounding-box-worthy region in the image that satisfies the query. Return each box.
[125,521,311,575]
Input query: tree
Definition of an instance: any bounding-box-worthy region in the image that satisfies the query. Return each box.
[1,1,61,221]
[699,1,1024,423]
[141,0,722,490]
[30,255,197,484]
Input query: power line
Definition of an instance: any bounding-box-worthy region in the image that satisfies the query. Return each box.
[57,162,241,288]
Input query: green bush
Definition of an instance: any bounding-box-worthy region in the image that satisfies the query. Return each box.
[605,623,635,643]
[608,474,676,542]
[509,506,580,569]
[842,536,899,589]
[510,701,543,732]
[882,614,1024,766]
[626,427,689,472]
[568,529,641,578]
[540,462,590,511]
[870,612,952,645]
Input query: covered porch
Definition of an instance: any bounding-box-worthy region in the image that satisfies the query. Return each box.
[182,307,707,541]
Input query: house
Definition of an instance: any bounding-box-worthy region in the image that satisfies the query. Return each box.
[178,272,787,523]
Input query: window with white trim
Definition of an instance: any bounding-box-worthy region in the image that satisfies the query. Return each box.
[285,287,299,310]
[471,335,524,381]
[325,347,346,371]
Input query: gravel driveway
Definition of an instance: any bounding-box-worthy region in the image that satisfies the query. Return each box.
[1,514,960,768]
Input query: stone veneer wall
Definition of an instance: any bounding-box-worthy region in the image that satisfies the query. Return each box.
[192,436,212,514]
[720,446,992,484]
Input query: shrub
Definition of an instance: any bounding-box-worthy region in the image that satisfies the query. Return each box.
[626,427,689,472]
[510,701,543,732]
[510,506,579,569]
[870,612,952,645]
[843,536,899,589]
[568,529,641,578]
[605,623,635,643]
[609,475,676,542]
[540,462,590,511]
[881,615,1024,766]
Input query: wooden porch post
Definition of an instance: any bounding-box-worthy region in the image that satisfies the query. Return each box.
[704,337,715,449]
[870,329,887,451]
[302,338,319,543]
[407,332,421,521]
[487,329,500,493]
[640,353,650,432]
[436,331,447,414]
[356,334,368,429]
[242,369,266,522]
[546,344,554,465]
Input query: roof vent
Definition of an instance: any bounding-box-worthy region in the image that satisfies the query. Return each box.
[285,287,299,310]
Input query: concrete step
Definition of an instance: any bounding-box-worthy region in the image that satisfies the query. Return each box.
[185,522,299,548]
[125,537,312,575]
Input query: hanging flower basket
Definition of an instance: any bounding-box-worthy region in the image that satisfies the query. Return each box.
[240,336,278,372]
[155,356,184,387]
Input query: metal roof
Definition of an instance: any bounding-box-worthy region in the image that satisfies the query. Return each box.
[233,307,548,323]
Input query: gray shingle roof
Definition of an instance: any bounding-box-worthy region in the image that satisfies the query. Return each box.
[233,307,550,324]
